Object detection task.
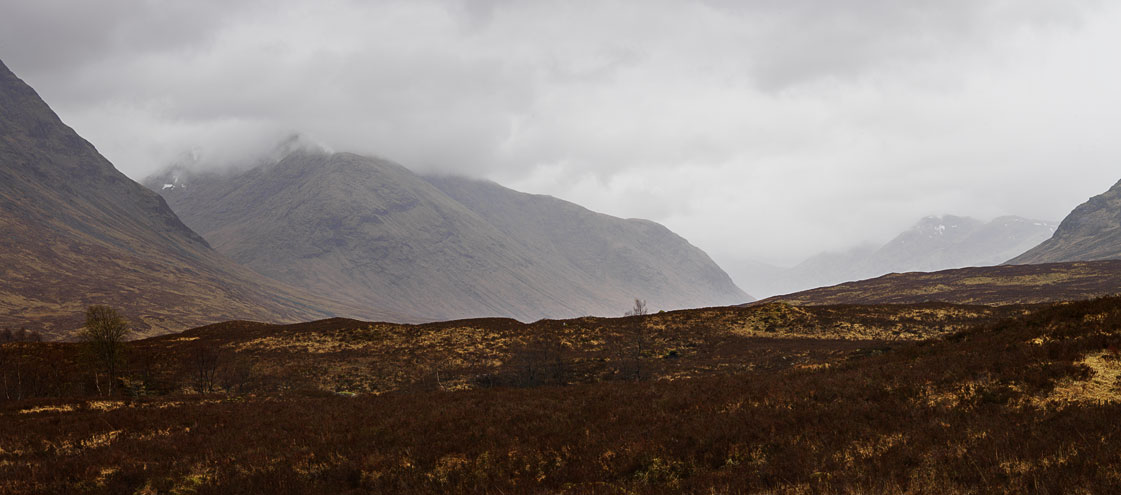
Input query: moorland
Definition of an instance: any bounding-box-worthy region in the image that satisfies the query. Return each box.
[4,298,1121,493]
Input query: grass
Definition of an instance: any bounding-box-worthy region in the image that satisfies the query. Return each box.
[766,259,1121,306]
[3,298,1121,493]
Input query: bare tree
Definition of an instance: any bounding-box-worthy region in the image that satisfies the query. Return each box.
[616,298,651,381]
[1,329,50,400]
[220,357,254,395]
[625,298,648,317]
[0,343,12,400]
[0,348,28,401]
[81,306,130,396]
[189,347,222,393]
[1,328,41,343]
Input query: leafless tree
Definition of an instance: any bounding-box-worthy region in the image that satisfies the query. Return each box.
[625,298,648,317]
[615,298,651,381]
[190,347,222,393]
[0,343,13,400]
[1,328,41,343]
[220,357,254,395]
[81,306,130,396]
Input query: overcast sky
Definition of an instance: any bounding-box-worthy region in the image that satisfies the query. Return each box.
[3,0,1121,283]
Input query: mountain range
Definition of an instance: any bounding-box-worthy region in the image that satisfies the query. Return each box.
[0,59,400,339]
[737,215,1057,297]
[10,44,1121,340]
[145,150,749,321]
[757,179,1121,306]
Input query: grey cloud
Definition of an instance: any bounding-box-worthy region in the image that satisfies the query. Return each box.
[697,0,1099,90]
[0,0,1119,281]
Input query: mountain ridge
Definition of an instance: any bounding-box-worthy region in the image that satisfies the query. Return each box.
[147,149,749,321]
[1009,179,1121,264]
[0,58,400,339]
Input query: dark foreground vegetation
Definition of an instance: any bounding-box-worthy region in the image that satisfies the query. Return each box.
[4,299,1121,493]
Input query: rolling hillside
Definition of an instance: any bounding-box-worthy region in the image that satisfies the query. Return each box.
[761,260,1121,306]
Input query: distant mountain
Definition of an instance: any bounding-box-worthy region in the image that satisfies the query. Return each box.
[738,215,1057,298]
[874,215,1058,271]
[0,59,391,339]
[146,151,749,321]
[759,260,1121,307]
[1009,179,1121,264]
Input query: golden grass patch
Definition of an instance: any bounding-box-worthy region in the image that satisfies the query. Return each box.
[1040,350,1121,404]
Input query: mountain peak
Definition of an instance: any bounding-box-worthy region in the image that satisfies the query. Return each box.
[0,58,388,338]
[149,151,749,320]
[910,215,981,236]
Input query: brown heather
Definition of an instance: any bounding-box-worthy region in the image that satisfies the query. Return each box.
[3,298,1121,493]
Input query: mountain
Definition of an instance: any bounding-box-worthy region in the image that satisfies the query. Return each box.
[760,260,1121,306]
[0,59,394,339]
[738,215,1057,298]
[1009,179,1121,264]
[146,151,748,321]
[742,245,878,298]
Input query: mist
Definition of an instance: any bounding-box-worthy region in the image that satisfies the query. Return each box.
[2,0,1120,284]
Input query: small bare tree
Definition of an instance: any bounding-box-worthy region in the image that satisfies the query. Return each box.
[81,306,130,396]
[190,347,222,393]
[625,298,648,317]
[0,343,11,400]
[617,298,651,381]
[220,357,254,395]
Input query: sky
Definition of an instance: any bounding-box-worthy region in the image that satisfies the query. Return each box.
[2,0,1121,286]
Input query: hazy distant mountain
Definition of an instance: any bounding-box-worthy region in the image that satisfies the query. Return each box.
[0,59,391,339]
[735,245,877,298]
[1009,179,1121,264]
[873,215,1058,271]
[739,215,1057,298]
[146,150,748,321]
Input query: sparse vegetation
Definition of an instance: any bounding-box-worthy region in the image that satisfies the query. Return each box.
[5,299,1121,493]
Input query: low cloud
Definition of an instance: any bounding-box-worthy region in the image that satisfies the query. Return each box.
[1,0,1119,282]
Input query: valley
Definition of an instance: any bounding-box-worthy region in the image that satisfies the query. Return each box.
[4,8,1121,493]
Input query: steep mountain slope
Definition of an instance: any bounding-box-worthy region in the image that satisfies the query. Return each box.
[0,59,393,339]
[425,176,746,310]
[739,215,1057,297]
[760,260,1121,306]
[147,152,748,321]
[1009,179,1121,264]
